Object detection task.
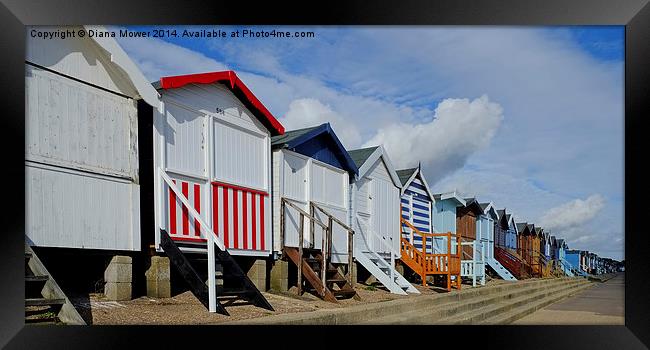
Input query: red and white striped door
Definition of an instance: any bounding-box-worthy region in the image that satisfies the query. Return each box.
[211,181,267,251]
[166,178,269,253]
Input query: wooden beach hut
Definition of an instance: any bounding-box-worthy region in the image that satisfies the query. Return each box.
[348,146,419,294]
[24,25,161,323]
[152,70,284,313]
[479,203,516,281]
[270,123,360,301]
[456,198,486,286]
[397,167,459,291]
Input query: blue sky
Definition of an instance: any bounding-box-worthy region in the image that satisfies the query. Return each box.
[115,26,624,260]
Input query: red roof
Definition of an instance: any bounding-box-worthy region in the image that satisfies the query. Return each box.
[159,71,284,136]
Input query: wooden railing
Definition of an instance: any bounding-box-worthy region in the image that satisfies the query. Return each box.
[310,201,355,287]
[400,218,460,286]
[280,198,329,295]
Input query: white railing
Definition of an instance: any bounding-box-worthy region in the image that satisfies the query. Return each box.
[158,167,222,312]
[355,217,397,281]
[453,240,486,286]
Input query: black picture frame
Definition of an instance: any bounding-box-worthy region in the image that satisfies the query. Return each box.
[1,0,648,348]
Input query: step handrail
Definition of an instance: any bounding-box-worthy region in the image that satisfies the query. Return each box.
[159,167,220,312]
[355,216,400,258]
[159,168,224,251]
[310,201,355,285]
[399,217,459,273]
[280,197,331,294]
[400,217,456,239]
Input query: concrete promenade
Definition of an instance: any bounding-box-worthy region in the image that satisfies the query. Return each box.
[513,273,624,325]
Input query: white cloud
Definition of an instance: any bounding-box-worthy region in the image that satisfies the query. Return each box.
[363,95,503,181]
[114,34,228,81]
[539,194,606,231]
[280,98,361,148]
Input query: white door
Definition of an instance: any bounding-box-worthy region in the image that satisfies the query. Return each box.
[282,152,309,247]
[371,178,394,254]
[355,177,372,252]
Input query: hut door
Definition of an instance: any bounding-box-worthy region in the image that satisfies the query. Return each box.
[281,152,309,248]
[355,177,372,252]
[371,178,395,254]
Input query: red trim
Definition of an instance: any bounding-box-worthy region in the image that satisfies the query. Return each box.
[212,185,219,239]
[252,193,257,250]
[259,195,265,250]
[169,181,177,235]
[212,181,268,197]
[242,191,248,250]
[158,71,284,136]
[170,235,208,243]
[233,189,239,249]
[222,186,230,248]
[194,184,201,237]
[181,182,189,235]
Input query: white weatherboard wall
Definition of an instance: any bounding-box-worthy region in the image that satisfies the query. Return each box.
[272,149,350,263]
[353,159,400,256]
[25,30,142,251]
[154,83,272,256]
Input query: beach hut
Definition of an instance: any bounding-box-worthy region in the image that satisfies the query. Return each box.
[348,146,419,294]
[495,209,508,249]
[565,249,586,277]
[270,123,360,300]
[397,167,459,291]
[493,211,526,279]
[26,26,159,252]
[506,213,518,251]
[456,198,486,286]
[479,203,516,281]
[430,191,466,289]
[477,203,497,261]
[555,238,575,276]
[152,70,284,313]
[24,25,160,322]
[515,223,537,277]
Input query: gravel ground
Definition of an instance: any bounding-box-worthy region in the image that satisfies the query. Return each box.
[74,279,490,325]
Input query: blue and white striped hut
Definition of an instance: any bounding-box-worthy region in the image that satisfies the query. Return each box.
[397,165,436,253]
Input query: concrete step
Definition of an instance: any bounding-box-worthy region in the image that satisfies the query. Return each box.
[478,282,593,324]
[349,277,580,324]
[362,278,588,324]
[438,280,591,324]
[227,277,586,325]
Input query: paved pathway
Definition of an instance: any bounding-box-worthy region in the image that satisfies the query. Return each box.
[513,273,624,325]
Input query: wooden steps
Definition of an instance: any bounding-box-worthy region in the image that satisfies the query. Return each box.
[160,230,274,316]
[284,247,358,302]
[26,298,66,307]
[25,275,50,282]
[399,218,461,291]
[24,244,85,325]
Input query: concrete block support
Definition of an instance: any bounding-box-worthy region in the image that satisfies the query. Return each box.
[247,259,267,291]
[104,255,132,301]
[270,259,289,292]
[145,256,171,298]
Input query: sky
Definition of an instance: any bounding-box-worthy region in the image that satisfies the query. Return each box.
[114,25,624,260]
